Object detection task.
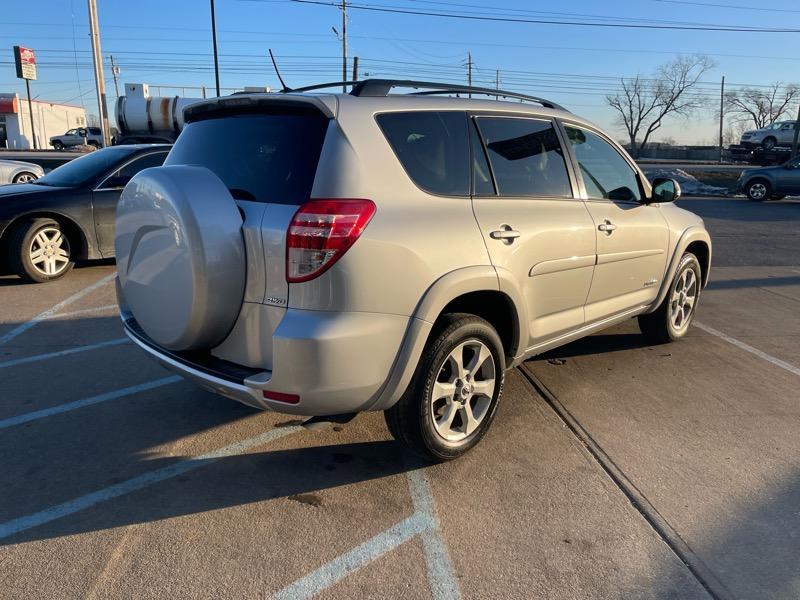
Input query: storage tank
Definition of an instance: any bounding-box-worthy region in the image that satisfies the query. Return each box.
[115,83,203,144]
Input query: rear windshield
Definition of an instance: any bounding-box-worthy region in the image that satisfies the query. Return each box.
[376,111,469,196]
[166,111,329,204]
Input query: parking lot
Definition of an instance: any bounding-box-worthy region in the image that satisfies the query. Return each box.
[1,195,798,599]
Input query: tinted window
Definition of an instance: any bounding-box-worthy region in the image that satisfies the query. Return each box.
[476,117,571,198]
[470,119,494,195]
[565,126,641,202]
[166,111,329,204]
[377,111,469,196]
[35,146,139,187]
[119,151,167,177]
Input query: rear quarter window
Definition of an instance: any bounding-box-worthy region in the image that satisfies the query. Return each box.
[376,111,469,196]
[166,111,330,204]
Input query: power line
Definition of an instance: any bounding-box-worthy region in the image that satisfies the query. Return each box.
[648,0,800,14]
[287,0,800,32]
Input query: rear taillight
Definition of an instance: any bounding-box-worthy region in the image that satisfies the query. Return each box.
[286,199,376,283]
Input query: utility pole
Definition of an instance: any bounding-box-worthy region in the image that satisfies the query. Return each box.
[210,0,220,96]
[791,101,800,158]
[341,0,347,92]
[110,55,120,99]
[495,68,500,100]
[467,52,473,98]
[718,76,725,164]
[87,0,111,147]
[352,55,359,83]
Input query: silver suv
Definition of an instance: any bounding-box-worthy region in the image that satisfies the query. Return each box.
[739,120,798,150]
[115,80,711,461]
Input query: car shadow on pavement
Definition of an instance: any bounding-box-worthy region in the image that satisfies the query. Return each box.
[531,332,653,362]
[3,439,424,546]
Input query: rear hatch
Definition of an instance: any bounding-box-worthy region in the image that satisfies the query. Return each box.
[165,100,332,306]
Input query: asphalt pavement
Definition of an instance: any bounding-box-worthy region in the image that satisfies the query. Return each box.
[0,195,798,599]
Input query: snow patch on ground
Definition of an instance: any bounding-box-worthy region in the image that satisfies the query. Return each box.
[641,168,729,197]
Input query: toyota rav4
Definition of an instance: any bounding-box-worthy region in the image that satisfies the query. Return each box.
[115,80,711,461]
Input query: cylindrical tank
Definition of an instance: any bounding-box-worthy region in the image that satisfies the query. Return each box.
[116,93,202,140]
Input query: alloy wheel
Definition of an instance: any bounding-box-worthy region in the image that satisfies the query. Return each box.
[29,226,71,277]
[748,183,767,200]
[670,267,698,331]
[14,173,37,184]
[430,339,496,442]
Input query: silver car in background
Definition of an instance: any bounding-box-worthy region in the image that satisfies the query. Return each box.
[740,120,798,150]
[0,159,44,185]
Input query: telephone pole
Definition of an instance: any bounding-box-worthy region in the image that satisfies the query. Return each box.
[718,76,725,163]
[211,0,220,96]
[495,68,500,99]
[466,52,473,97]
[110,55,120,99]
[352,55,359,83]
[87,0,110,147]
[341,0,347,92]
[791,101,800,158]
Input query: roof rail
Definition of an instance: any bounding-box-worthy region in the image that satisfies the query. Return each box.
[283,79,568,112]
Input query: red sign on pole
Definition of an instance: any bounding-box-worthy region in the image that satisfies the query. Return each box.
[13,46,37,81]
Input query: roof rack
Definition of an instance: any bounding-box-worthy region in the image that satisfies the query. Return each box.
[284,79,568,112]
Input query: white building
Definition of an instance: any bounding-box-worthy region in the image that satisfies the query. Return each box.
[0,93,87,149]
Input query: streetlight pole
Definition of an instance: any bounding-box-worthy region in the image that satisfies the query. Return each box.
[87,0,110,147]
[341,0,347,92]
[211,0,220,96]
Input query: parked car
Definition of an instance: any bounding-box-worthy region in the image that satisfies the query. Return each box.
[0,144,169,282]
[0,159,44,184]
[50,127,105,150]
[115,80,711,461]
[738,154,800,201]
[739,121,798,150]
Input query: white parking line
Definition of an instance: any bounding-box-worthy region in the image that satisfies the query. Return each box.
[0,376,181,431]
[40,304,118,320]
[694,321,800,377]
[0,426,301,541]
[275,468,461,600]
[0,273,116,346]
[0,338,128,370]
[272,513,433,600]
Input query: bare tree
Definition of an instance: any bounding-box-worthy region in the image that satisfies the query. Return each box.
[606,55,714,158]
[725,83,800,129]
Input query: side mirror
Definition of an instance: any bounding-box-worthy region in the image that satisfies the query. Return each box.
[650,177,681,203]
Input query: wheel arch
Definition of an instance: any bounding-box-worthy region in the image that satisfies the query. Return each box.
[0,211,91,261]
[648,227,712,312]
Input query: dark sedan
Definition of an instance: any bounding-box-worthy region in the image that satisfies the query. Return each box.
[738,155,800,201]
[0,145,169,282]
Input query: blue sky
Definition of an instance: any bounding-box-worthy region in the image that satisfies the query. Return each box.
[2,0,799,143]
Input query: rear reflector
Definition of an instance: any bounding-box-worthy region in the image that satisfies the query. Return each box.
[286,199,376,283]
[263,390,300,404]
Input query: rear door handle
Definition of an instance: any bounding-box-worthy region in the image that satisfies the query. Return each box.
[598,220,617,234]
[490,225,521,244]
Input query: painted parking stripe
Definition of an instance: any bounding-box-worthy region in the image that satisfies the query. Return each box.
[273,513,433,600]
[694,321,800,377]
[275,468,461,600]
[40,304,118,320]
[0,338,128,370]
[0,376,181,431]
[0,426,301,541]
[0,272,116,346]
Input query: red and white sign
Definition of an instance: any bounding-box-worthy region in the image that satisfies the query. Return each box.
[13,46,37,81]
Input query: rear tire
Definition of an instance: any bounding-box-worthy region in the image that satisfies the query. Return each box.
[52,141,64,150]
[745,179,771,201]
[762,136,777,150]
[638,253,701,344]
[9,218,75,283]
[384,313,505,462]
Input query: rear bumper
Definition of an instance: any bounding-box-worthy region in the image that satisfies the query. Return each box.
[122,307,412,416]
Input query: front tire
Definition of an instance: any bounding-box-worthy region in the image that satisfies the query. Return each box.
[745,179,771,201]
[762,136,777,150]
[384,314,505,462]
[9,218,75,283]
[52,141,64,150]
[638,253,701,344]
[12,171,38,184]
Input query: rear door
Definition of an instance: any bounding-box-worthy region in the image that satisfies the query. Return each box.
[562,124,669,322]
[93,150,168,256]
[470,115,596,347]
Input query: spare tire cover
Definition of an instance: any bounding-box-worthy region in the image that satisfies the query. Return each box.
[116,165,246,351]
